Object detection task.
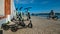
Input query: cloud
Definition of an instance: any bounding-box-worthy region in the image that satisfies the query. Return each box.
[15,0,49,4]
[15,0,34,4]
[40,1,49,4]
[15,0,19,3]
[30,0,34,3]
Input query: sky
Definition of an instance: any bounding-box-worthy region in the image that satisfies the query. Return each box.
[14,0,60,13]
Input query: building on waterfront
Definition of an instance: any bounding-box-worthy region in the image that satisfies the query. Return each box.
[0,0,16,23]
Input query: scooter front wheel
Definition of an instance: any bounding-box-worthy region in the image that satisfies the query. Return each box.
[28,23,33,28]
[2,24,9,30]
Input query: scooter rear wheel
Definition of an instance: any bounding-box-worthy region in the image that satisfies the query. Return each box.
[11,26,18,32]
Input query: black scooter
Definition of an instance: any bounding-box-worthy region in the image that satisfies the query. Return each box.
[1,19,33,32]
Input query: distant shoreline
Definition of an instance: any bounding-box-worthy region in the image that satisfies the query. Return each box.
[31,14,60,19]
